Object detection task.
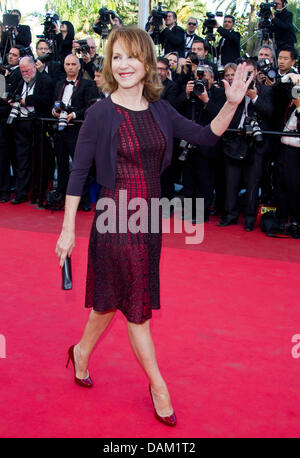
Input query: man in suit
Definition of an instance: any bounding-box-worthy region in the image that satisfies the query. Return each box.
[157,57,178,106]
[148,11,185,57]
[184,17,201,57]
[35,39,65,86]
[215,15,240,65]
[0,46,23,202]
[180,66,226,222]
[52,54,98,210]
[270,0,296,52]
[8,56,53,204]
[218,59,274,231]
[0,10,31,62]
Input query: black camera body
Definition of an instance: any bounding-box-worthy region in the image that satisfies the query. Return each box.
[93,7,116,37]
[202,11,223,40]
[53,101,75,132]
[75,39,90,55]
[186,51,200,66]
[258,1,277,19]
[2,12,19,29]
[244,116,263,143]
[39,12,59,39]
[35,53,52,64]
[257,58,277,80]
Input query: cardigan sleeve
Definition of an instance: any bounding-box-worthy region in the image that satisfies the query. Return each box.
[164,99,221,146]
[66,104,98,196]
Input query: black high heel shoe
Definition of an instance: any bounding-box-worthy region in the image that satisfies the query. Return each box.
[149,385,177,427]
[66,345,93,388]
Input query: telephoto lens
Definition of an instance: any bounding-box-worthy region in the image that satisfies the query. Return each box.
[58,111,68,131]
[7,101,21,124]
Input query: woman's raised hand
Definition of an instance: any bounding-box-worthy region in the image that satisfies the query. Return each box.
[223,62,254,107]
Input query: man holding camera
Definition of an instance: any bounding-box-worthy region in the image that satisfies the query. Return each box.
[0,45,23,202]
[148,11,185,57]
[35,39,65,85]
[177,66,226,222]
[0,10,31,61]
[215,15,240,65]
[72,37,98,80]
[218,59,274,231]
[52,54,97,210]
[8,56,53,204]
[270,0,296,52]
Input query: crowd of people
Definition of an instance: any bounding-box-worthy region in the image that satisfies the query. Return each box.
[0,3,299,236]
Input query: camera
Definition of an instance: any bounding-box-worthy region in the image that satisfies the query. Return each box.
[35,53,52,64]
[281,74,300,99]
[93,7,116,37]
[186,51,200,66]
[145,2,168,44]
[7,93,22,124]
[37,12,59,40]
[74,39,90,56]
[247,71,255,90]
[257,1,277,38]
[53,101,74,131]
[244,116,263,143]
[256,58,277,80]
[178,140,197,161]
[202,11,223,40]
[2,12,19,29]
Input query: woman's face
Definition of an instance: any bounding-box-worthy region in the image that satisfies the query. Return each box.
[167,54,178,70]
[111,40,145,91]
[60,23,68,33]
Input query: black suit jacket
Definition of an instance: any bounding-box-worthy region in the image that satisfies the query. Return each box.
[41,60,65,86]
[53,77,98,119]
[161,78,178,107]
[14,71,54,117]
[271,8,296,49]
[0,24,31,59]
[153,25,185,57]
[216,27,240,65]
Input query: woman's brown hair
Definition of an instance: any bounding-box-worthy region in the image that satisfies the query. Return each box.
[102,26,163,102]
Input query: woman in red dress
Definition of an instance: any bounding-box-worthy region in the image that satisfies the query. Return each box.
[55,26,253,427]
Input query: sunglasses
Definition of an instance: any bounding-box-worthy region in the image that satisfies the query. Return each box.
[188,22,197,26]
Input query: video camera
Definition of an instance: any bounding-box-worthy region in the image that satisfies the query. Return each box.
[38,12,59,40]
[92,7,116,38]
[257,1,277,39]
[256,58,277,80]
[74,39,90,56]
[2,11,19,29]
[202,11,223,41]
[145,2,168,45]
[53,101,75,131]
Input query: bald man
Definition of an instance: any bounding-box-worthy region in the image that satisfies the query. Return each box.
[9,56,53,204]
[52,53,98,210]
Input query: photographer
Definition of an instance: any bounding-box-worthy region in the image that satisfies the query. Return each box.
[215,15,240,65]
[277,80,300,237]
[218,59,274,231]
[148,10,185,57]
[184,17,201,57]
[270,0,296,52]
[35,39,65,86]
[0,45,23,202]
[8,56,53,204]
[51,54,98,210]
[178,66,226,222]
[0,10,31,61]
[72,37,98,80]
[57,21,75,64]
[157,57,178,106]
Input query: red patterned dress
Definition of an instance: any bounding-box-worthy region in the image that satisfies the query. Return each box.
[85,104,167,324]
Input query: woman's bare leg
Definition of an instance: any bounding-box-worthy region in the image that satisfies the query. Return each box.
[127,319,174,416]
[74,309,116,379]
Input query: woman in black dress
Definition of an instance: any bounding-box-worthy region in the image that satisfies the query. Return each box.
[56,21,75,64]
[55,26,253,427]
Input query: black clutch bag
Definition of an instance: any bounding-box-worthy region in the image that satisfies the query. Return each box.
[62,256,72,290]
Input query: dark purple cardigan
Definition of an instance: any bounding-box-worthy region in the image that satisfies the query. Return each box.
[66,95,220,196]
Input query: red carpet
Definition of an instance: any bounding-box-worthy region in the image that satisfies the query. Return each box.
[0,202,300,438]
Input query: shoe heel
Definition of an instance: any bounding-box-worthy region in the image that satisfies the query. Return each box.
[66,354,70,368]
